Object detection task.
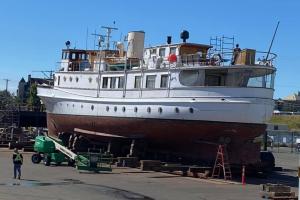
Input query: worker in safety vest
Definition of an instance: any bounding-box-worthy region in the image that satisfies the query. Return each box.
[12,148,23,179]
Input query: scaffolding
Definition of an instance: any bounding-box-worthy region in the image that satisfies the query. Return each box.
[209,36,235,66]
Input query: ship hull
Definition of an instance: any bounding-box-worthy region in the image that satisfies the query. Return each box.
[47,112,265,165]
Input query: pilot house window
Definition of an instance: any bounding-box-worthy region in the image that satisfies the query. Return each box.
[146,75,156,88]
[134,76,141,89]
[160,75,168,88]
[102,77,108,88]
[159,48,166,57]
[110,77,117,88]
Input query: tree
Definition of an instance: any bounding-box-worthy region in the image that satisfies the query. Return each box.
[0,90,17,110]
[27,83,41,111]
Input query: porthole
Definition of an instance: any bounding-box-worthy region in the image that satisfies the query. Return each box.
[88,77,92,83]
[134,107,138,113]
[106,106,109,112]
[76,77,79,82]
[189,107,194,113]
[114,106,117,112]
[69,77,73,82]
[122,106,126,112]
[91,105,94,110]
[175,107,179,113]
[158,107,163,113]
[147,107,151,113]
[63,76,66,82]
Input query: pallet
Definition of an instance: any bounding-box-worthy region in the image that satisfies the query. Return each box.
[261,184,297,199]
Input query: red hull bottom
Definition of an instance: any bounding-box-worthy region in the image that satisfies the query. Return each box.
[47,113,266,165]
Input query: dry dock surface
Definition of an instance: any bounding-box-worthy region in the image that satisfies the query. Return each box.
[0,148,298,200]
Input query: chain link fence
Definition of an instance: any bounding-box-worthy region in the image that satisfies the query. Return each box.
[265,130,300,153]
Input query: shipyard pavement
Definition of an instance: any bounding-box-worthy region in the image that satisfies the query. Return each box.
[0,149,298,200]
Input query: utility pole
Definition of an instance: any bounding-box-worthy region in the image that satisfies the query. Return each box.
[3,79,10,92]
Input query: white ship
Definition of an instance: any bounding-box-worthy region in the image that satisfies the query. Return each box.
[38,27,276,165]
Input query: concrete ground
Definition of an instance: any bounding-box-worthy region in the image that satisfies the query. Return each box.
[0,149,298,200]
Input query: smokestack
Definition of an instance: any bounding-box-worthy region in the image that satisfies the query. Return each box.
[167,36,172,44]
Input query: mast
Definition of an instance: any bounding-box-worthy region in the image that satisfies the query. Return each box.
[101,26,118,50]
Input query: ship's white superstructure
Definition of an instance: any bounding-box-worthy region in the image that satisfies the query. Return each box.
[37,28,277,165]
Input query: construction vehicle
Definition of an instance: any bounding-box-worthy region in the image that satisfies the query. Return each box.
[31,135,113,172]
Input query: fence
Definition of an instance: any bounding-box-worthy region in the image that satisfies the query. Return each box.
[265,130,300,153]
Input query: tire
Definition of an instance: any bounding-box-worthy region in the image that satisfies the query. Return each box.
[67,159,75,167]
[31,153,42,164]
[44,155,51,166]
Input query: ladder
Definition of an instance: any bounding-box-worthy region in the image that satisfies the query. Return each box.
[211,145,232,180]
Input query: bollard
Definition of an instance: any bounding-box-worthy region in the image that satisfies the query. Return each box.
[242,165,246,185]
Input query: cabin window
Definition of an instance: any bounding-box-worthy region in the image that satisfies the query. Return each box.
[159,48,166,57]
[110,77,117,89]
[205,69,226,86]
[170,47,176,55]
[160,75,168,88]
[102,77,108,88]
[118,77,124,88]
[146,75,156,88]
[150,49,157,55]
[72,53,76,60]
[134,76,141,88]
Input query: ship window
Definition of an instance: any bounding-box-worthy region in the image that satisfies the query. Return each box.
[81,105,83,108]
[63,76,66,82]
[122,107,126,112]
[175,107,180,113]
[134,107,138,112]
[160,75,168,88]
[91,105,94,110]
[88,77,92,83]
[146,75,156,88]
[189,108,194,113]
[158,107,162,113]
[72,53,76,59]
[110,77,117,89]
[69,77,73,82]
[170,47,176,55]
[159,48,166,57]
[118,77,124,88]
[76,77,79,82]
[102,77,108,88]
[114,106,117,112]
[58,76,60,86]
[147,107,151,113]
[134,76,141,88]
[179,70,205,86]
[106,106,109,111]
[150,49,157,55]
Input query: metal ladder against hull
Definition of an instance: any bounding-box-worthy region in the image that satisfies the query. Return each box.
[211,144,232,180]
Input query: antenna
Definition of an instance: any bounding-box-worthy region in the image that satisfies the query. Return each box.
[266,21,280,60]
[101,26,118,50]
[85,27,89,50]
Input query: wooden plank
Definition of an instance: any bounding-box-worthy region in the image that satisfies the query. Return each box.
[74,128,127,138]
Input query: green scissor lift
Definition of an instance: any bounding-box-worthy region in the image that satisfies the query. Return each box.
[31,135,112,172]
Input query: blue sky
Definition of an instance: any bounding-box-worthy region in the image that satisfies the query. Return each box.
[0,0,299,98]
